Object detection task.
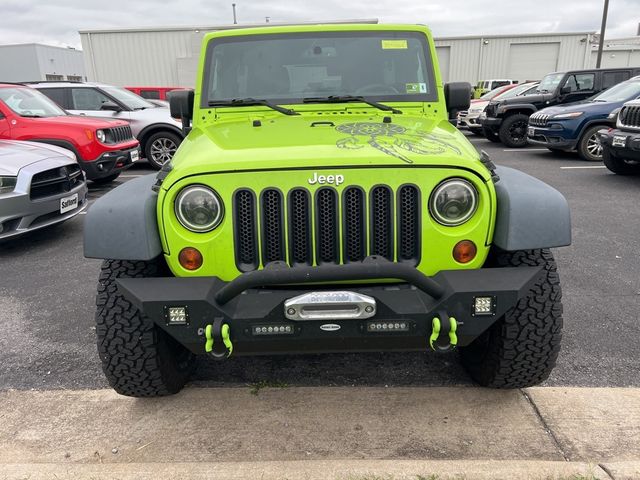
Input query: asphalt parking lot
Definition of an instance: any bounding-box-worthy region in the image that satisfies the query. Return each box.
[1,136,639,391]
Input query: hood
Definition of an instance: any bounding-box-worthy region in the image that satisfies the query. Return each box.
[0,139,75,176]
[536,99,625,117]
[168,111,488,183]
[497,92,553,106]
[128,106,183,127]
[30,115,130,129]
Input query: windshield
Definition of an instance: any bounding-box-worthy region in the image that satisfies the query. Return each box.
[480,86,511,101]
[101,86,155,110]
[495,83,538,100]
[0,87,66,117]
[537,73,565,93]
[592,79,640,103]
[203,31,437,105]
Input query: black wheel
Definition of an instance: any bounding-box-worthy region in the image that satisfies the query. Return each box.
[603,148,640,175]
[577,125,605,161]
[482,126,501,143]
[91,172,120,184]
[460,248,563,388]
[144,131,181,170]
[498,114,530,148]
[95,257,196,397]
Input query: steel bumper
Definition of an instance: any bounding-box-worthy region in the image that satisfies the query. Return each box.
[116,258,544,355]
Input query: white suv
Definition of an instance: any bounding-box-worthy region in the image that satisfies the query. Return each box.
[32,82,185,169]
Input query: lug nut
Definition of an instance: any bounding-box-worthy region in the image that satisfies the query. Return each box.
[365,306,374,313]
[287,308,296,316]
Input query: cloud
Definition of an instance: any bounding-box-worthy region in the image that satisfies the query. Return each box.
[1,0,638,48]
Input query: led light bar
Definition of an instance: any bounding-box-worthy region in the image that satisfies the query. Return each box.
[366,321,410,332]
[252,324,295,336]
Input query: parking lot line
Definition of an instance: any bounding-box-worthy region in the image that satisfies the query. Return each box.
[560,166,607,170]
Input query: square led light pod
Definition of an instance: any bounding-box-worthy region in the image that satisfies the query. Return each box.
[164,306,189,325]
[473,296,496,316]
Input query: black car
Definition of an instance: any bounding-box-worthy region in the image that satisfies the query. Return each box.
[600,99,640,175]
[481,67,640,147]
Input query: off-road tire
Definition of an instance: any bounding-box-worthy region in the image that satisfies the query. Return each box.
[95,258,196,397]
[483,126,501,143]
[144,131,181,170]
[577,125,605,161]
[498,114,530,148]
[460,249,563,388]
[603,149,640,175]
[91,172,120,184]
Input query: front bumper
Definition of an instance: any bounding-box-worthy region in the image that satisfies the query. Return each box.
[0,158,88,240]
[480,116,502,129]
[81,146,140,180]
[116,258,543,356]
[600,128,640,161]
[527,126,577,150]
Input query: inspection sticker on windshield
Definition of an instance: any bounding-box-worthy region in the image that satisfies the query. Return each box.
[382,39,408,49]
[406,83,427,94]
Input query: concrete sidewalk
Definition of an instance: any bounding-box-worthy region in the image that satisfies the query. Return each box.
[1,386,639,479]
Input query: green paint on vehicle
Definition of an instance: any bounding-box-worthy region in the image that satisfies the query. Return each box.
[430,317,441,350]
[204,324,213,353]
[449,317,458,346]
[221,324,233,356]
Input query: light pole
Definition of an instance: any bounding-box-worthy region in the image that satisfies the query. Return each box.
[596,0,609,68]
[232,3,237,25]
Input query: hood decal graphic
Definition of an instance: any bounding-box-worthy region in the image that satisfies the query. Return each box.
[335,122,461,164]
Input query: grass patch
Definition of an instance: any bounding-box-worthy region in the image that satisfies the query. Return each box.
[248,380,289,395]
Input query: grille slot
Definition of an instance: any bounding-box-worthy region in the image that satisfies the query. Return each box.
[30,164,83,200]
[288,189,312,266]
[620,105,640,128]
[233,189,259,272]
[315,188,339,265]
[107,125,135,144]
[260,189,285,265]
[342,187,366,263]
[233,184,422,271]
[397,185,421,264]
[370,186,393,260]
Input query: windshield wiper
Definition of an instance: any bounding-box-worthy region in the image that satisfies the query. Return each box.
[303,95,403,114]
[207,98,299,116]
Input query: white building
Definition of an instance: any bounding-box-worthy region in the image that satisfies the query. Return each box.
[78,22,640,87]
[0,43,86,82]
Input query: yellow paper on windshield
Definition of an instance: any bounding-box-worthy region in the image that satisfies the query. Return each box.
[381,39,408,49]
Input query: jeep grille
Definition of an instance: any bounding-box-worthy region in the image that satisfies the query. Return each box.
[233,185,421,271]
[528,113,549,127]
[619,105,640,129]
[106,125,135,144]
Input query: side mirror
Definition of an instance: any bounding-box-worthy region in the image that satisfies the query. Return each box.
[560,86,571,95]
[100,101,121,112]
[444,82,472,117]
[169,89,194,134]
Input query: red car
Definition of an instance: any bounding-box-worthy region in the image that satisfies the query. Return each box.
[0,84,140,183]
[125,86,186,101]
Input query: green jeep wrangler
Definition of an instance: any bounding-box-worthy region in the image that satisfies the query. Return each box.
[84,24,571,397]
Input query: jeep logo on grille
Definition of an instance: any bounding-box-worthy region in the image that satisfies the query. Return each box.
[308,172,344,186]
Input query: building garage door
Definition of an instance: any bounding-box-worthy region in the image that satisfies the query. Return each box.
[508,42,560,81]
[436,46,450,83]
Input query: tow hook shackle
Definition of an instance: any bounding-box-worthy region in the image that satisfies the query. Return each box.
[429,311,458,352]
[205,317,233,359]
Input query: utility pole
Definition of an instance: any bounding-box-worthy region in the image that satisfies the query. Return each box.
[596,0,609,68]
[232,3,237,24]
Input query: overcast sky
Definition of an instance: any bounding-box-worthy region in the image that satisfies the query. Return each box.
[2,0,639,48]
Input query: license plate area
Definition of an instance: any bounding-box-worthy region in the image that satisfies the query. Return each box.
[528,127,536,136]
[60,193,78,214]
[130,150,139,162]
[613,135,627,147]
[284,291,376,321]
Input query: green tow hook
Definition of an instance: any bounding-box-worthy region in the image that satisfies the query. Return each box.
[429,314,458,352]
[204,318,233,359]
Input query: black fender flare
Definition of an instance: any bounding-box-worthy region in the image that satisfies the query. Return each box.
[497,104,538,116]
[138,124,184,150]
[84,175,163,260]
[492,166,571,251]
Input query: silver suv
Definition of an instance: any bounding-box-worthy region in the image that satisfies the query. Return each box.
[31,82,184,169]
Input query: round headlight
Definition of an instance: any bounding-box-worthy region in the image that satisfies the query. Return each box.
[175,186,223,232]
[429,179,478,226]
[96,129,106,143]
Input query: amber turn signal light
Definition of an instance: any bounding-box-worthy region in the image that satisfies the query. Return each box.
[453,240,477,264]
[179,247,203,270]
